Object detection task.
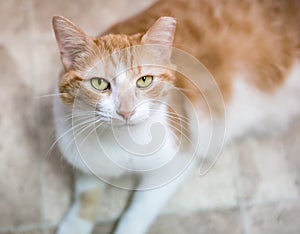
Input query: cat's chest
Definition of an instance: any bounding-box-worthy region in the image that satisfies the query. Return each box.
[72,112,179,177]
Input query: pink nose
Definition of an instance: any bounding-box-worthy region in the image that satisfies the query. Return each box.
[116,109,135,120]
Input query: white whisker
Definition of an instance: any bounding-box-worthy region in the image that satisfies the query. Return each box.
[46,117,97,158]
[77,119,105,147]
[32,93,66,99]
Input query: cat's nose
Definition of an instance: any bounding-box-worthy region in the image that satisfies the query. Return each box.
[116,109,135,121]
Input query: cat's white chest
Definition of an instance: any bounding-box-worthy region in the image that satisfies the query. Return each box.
[54,100,178,177]
[82,120,177,175]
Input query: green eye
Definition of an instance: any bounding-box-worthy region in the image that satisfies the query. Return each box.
[136,75,153,88]
[90,78,110,91]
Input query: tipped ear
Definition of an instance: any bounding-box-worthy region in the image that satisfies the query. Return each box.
[142,17,177,47]
[52,16,96,70]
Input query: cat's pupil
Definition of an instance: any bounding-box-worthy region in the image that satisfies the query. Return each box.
[142,77,146,82]
[98,79,102,85]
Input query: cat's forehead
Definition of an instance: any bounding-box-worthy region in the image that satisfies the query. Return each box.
[95,34,142,52]
[85,47,167,81]
[85,54,141,81]
[83,35,140,79]
[86,59,162,83]
[81,34,173,82]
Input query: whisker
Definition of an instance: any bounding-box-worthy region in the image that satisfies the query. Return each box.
[163,114,190,125]
[166,112,190,122]
[77,119,105,147]
[147,108,190,122]
[170,86,200,94]
[146,112,193,144]
[57,118,102,162]
[146,115,184,145]
[56,113,96,124]
[165,116,190,134]
[147,111,191,128]
[55,109,107,124]
[32,93,67,99]
[166,122,193,144]
[46,118,97,158]
[56,112,98,124]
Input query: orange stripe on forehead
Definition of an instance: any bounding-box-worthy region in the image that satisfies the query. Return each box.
[137,65,142,74]
[129,43,134,69]
[95,34,143,70]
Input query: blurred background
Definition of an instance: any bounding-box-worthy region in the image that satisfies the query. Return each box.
[0,0,300,233]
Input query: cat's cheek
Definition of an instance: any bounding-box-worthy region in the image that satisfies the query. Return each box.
[97,96,116,114]
[59,86,79,105]
[59,71,85,105]
[59,94,74,105]
[133,105,150,122]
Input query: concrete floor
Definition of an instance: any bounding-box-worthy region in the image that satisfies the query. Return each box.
[0,0,300,233]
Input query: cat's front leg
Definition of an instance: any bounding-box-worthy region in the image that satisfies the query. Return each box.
[57,171,105,234]
[114,168,192,234]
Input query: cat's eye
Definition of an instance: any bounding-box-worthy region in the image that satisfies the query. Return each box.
[90,78,110,91]
[136,75,153,88]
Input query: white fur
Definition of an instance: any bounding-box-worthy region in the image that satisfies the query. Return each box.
[56,171,105,234]
[226,62,300,141]
[114,161,193,234]
[57,203,94,234]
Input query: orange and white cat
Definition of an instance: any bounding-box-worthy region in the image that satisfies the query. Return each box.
[52,0,300,233]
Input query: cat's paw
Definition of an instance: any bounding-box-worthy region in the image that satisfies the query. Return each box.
[56,216,94,234]
[114,221,148,234]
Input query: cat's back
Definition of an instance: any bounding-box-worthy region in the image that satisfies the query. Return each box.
[106,0,300,59]
[106,0,300,98]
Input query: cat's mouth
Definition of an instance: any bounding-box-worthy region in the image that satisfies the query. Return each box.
[95,113,149,127]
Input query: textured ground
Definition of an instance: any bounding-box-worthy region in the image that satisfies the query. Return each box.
[0,0,300,233]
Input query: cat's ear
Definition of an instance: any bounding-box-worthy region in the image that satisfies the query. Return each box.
[142,17,177,47]
[52,16,97,70]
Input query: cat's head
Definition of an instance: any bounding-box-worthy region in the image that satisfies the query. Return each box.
[52,16,177,126]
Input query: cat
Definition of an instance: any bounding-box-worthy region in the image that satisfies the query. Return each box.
[52,0,300,233]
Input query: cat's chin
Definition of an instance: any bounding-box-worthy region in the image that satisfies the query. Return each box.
[96,114,151,128]
[100,119,145,128]
[113,123,141,128]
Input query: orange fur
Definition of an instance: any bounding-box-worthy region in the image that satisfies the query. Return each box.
[104,0,300,101]
[78,188,100,221]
